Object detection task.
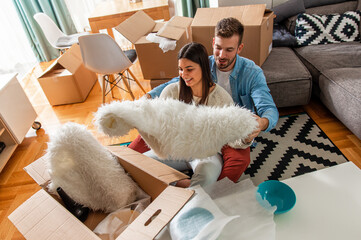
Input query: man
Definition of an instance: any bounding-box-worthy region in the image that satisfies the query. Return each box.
[134,17,279,182]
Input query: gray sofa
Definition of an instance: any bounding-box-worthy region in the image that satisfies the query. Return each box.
[261,0,361,139]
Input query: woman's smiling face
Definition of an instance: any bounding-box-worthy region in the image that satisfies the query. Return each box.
[178,58,203,90]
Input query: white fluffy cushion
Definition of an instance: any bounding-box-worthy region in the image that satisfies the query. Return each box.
[46,122,139,212]
[94,98,258,160]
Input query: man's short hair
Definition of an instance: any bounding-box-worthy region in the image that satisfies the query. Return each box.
[215,17,244,46]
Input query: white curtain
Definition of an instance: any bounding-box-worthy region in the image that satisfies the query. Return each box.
[64,0,105,32]
[63,0,130,47]
[64,0,133,49]
[0,0,37,80]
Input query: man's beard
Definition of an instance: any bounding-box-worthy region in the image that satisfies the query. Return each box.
[216,54,237,70]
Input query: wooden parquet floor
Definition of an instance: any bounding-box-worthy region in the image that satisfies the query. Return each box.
[1,60,360,239]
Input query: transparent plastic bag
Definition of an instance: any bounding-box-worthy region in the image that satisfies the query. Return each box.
[94,189,151,240]
[169,185,239,240]
[204,178,276,240]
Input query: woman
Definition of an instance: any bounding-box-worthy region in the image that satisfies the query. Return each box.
[129,42,251,187]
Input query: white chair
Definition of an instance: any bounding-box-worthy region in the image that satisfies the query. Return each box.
[78,33,146,102]
[34,12,89,51]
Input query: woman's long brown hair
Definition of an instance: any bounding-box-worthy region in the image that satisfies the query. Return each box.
[178,42,214,105]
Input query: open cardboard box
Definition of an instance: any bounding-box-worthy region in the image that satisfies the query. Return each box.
[37,44,97,106]
[8,146,194,239]
[115,11,193,80]
[191,4,274,66]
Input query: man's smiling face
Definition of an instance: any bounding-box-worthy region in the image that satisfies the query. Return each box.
[213,34,243,72]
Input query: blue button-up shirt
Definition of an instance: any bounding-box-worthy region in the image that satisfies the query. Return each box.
[149,55,279,132]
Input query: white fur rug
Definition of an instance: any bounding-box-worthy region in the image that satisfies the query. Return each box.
[46,122,139,212]
[94,98,258,160]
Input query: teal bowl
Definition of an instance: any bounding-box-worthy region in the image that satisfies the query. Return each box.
[257,180,296,214]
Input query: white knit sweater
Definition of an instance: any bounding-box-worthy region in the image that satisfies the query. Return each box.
[160,82,234,107]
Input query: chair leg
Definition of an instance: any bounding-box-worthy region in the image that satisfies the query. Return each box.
[128,68,146,94]
[59,49,66,55]
[109,74,116,98]
[102,75,106,103]
[121,73,135,100]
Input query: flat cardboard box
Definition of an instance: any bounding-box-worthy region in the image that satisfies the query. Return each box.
[115,11,193,80]
[38,44,97,106]
[191,4,274,66]
[8,146,194,240]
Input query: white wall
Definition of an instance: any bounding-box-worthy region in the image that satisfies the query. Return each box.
[273,0,290,7]
[209,0,219,7]
[216,0,273,8]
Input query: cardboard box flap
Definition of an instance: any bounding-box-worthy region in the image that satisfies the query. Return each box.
[37,60,63,78]
[115,11,156,44]
[8,189,99,240]
[57,44,83,74]
[107,146,189,198]
[157,16,193,40]
[240,4,266,26]
[192,5,265,26]
[156,25,184,40]
[152,22,166,33]
[116,186,194,240]
[166,16,193,29]
[264,9,275,20]
[24,157,50,186]
[191,7,241,26]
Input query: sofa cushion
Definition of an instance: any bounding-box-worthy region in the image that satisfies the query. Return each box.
[295,11,361,46]
[261,47,312,107]
[304,0,350,8]
[294,41,361,71]
[273,0,306,23]
[319,68,361,138]
[285,1,358,34]
[294,41,361,88]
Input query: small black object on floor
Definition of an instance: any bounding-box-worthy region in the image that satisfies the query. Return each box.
[0,142,6,154]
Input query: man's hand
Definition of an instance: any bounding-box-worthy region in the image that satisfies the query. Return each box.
[175,179,191,188]
[141,93,152,99]
[244,115,269,144]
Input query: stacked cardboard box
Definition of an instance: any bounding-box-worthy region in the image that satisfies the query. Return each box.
[116,11,193,80]
[191,4,274,66]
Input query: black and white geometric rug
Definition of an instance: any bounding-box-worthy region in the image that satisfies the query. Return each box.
[239,113,348,185]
